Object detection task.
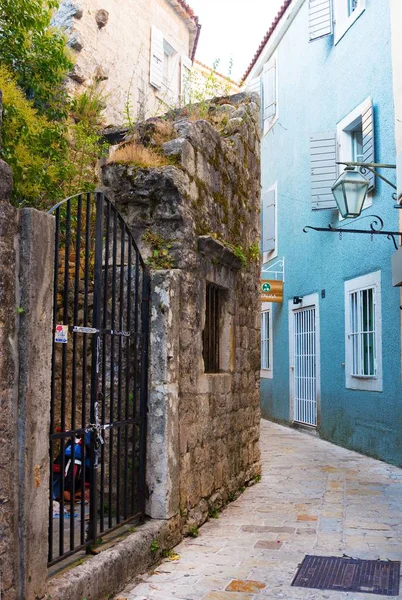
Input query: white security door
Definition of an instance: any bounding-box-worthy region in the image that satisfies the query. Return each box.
[293,306,317,426]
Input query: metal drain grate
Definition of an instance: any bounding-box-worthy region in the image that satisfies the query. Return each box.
[292,555,400,596]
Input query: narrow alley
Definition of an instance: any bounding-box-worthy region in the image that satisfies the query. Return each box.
[117,420,402,600]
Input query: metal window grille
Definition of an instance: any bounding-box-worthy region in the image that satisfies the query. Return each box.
[349,287,376,377]
[203,283,221,373]
[294,307,317,426]
[261,310,271,370]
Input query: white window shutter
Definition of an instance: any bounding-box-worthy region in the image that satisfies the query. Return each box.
[150,25,164,89]
[310,132,337,210]
[262,57,276,123]
[361,98,375,190]
[180,55,192,105]
[262,189,276,252]
[309,0,333,41]
[246,76,261,96]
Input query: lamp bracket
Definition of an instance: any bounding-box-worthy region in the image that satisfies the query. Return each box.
[336,161,398,196]
[303,214,402,250]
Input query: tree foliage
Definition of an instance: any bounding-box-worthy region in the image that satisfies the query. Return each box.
[0,66,106,210]
[0,1,107,209]
[0,0,73,118]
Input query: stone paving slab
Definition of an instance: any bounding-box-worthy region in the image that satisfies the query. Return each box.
[115,420,402,599]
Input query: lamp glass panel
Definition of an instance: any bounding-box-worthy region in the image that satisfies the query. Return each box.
[343,180,368,216]
[332,182,348,217]
[332,169,369,218]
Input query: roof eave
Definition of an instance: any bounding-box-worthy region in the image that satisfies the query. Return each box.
[164,0,201,59]
[243,0,305,82]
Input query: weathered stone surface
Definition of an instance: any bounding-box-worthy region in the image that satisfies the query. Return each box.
[47,517,182,600]
[103,94,261,537]
[0,201,19,600]
[0,199,55,600]
[95,9,109,28]
[18,209,55,600]
[69,33,84,51]
[0,159,13,201]
[51,0,82,31]
[147,270,181,519]
[121,419,402,600]
[54,0,194,125]
[69,63,86,83]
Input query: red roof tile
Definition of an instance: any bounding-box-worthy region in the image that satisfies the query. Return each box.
[177,0,197,20]
[242,0,292,82]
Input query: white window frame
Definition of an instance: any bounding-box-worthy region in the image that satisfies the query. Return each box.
[337,97,373,216]
[262,51,278,135]
[344,270,382,392]
[262,181,278,264]
[333,0,366,45]
[261,302,273,378]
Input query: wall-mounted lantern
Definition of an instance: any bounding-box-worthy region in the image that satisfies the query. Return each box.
[331,166,369,219]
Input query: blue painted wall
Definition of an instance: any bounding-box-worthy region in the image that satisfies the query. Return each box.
[260,0,402,465]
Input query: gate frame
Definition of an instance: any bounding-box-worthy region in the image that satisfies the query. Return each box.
[288,292,321,428]
[47,191,150,566]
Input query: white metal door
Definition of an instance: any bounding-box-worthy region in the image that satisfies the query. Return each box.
[293,306,317,426]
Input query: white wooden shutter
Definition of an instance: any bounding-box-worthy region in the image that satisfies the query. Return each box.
[150,25,164,89]
[309,0,333,41]
[246,76,261,96]
[262,57,277,124]
[180,55,192,105]
[361,98,375,190]
[310,132,337,210]
[262,189,276,252]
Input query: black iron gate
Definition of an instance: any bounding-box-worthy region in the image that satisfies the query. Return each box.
[48,192,149,566]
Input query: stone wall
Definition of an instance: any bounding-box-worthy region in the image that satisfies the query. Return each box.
[53,0,197,126]
[0,99,55,598]
[102,92,262,530]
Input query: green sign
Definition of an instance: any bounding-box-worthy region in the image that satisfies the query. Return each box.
[261,282,271,292]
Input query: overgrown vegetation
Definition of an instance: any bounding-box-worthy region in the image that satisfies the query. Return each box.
[0,0,73,118]
[0,1,107,209]
[142,230,175,270]
[187,525,199,538]
[110,141,169,168]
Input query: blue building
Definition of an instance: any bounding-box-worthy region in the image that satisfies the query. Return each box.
[244,0,402,465]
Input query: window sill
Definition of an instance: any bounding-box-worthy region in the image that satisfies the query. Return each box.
[346,375,382,392]
[261,369,273,380]
[334,5,365,45]
[263,249,278,264]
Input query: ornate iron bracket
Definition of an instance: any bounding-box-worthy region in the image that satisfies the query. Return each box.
[337,161,399,205]
[303,214,402,250]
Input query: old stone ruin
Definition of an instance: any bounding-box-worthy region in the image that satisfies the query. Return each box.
[102,91,262,530]
[0,91,262,600]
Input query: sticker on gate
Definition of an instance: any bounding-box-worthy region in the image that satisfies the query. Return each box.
[55,324,68,344]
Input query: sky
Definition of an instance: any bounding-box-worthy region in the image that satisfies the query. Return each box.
[189,0,284,82]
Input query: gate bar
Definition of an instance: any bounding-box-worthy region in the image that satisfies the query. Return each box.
[88,192,104,546]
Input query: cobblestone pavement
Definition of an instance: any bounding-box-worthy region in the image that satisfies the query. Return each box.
[115,420,402,599]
